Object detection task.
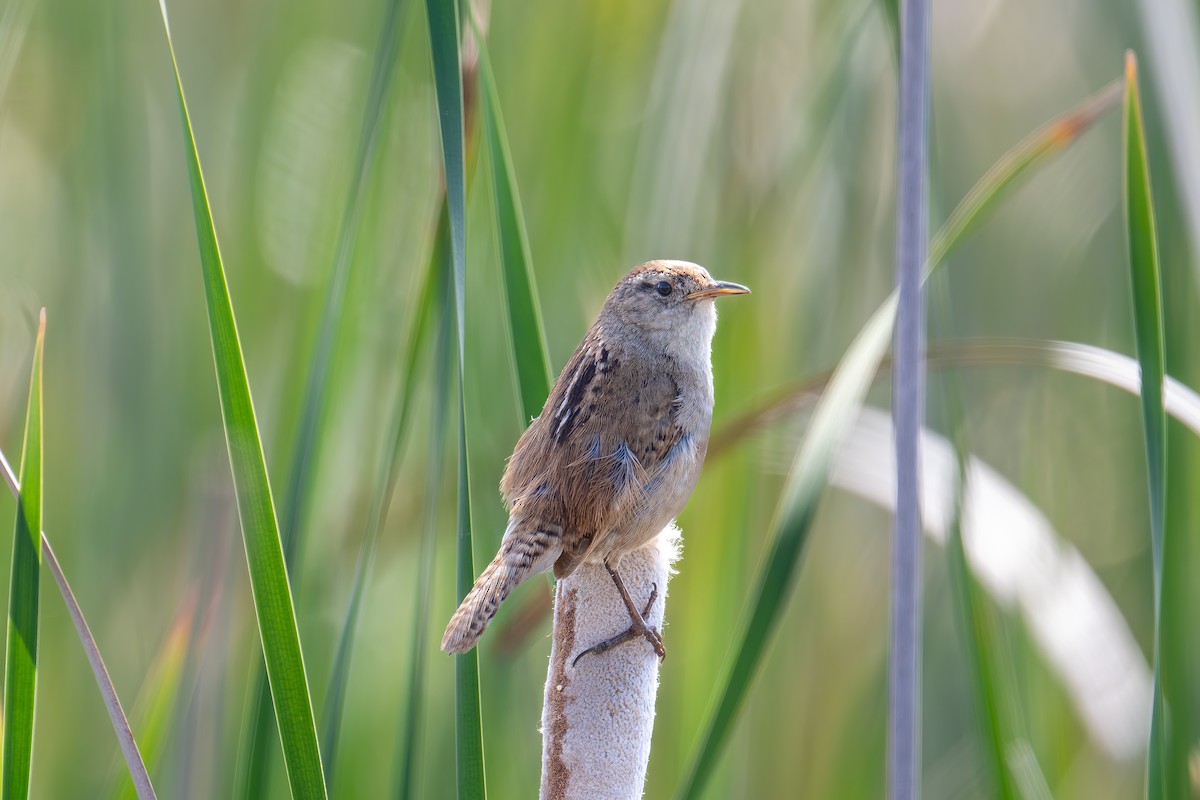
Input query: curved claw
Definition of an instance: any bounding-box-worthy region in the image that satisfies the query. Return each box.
[571,580,665,666]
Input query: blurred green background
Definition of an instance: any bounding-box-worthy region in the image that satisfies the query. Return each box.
[1,0,1197,797]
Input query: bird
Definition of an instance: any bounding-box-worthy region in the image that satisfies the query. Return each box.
[440,260,749,662]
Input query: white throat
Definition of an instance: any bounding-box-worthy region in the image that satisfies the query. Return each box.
[663,302,717,371]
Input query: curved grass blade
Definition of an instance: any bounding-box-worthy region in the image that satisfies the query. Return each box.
[830,405,1149,763]
[0,453,155,799]
[156,4,326,797]
[1122,50,1178,800]
[475,30,552,423]
[425,0,485,796]
[3,310,45,800]
[676,81,1122,800]
[715,337,1200,456]
[708,82,1122,461]
[240,0,412,792]
[927,80,1122,271]
[320,224,440,783]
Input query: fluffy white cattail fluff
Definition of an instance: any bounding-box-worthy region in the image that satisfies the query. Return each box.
[540,525,681,800]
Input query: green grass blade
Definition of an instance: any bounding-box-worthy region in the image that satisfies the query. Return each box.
[944,459,1017,800]
[450,388,484,800]
[239,675,272,800]
[475,31,552,423]
[3,311,44,800]
[0,443,156,799]
[677,81,1122,799]
[711,83,1123,459]
[156,5,326,797]
[240,0,412,791]
[1122,50,1176,800]
[424,0,485,796]
[930,317,1017,800]
[275,0,408,568]
[320,218,440,784]
[425,0,467,310]
[395,235,453,800]
[238,674,274,800]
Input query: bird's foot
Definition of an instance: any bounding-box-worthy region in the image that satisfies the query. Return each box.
[572,582,665,666]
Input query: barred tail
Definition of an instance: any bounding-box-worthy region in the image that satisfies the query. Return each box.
[440,524,559,654]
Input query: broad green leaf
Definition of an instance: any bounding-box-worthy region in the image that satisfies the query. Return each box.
[424,0,485,796]
[156,4,326,797]
[476,31,553,423]
[241,0,411,791]
[1122,50,1178,800]
[3,311,44,800]
[676,81,1122,799]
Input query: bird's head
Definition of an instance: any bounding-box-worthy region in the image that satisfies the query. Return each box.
[600,260,750,352]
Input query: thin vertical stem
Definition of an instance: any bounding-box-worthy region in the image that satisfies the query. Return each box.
[889,0,929,799]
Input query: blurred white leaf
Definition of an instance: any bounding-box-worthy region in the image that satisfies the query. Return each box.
[833,405,1152,760]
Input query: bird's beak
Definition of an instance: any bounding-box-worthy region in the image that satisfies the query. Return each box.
[686,280,751,301]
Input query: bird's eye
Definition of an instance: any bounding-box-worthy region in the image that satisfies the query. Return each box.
[655,281,673,297]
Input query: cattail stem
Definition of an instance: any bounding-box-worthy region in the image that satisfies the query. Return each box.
[540,526,681,800]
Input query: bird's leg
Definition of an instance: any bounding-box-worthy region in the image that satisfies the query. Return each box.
[605,562,665,658]
[572,560,666,666]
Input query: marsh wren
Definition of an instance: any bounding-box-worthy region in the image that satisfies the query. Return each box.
[441,260,749,661]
